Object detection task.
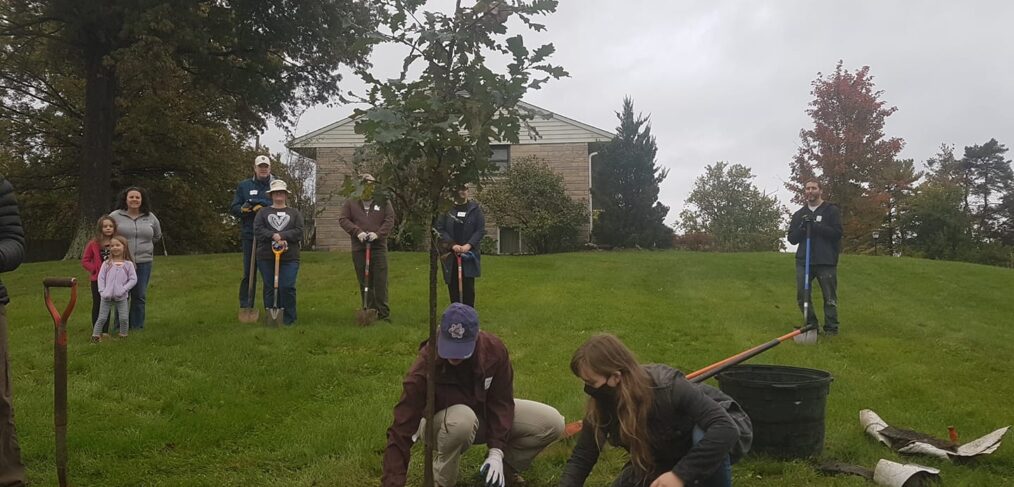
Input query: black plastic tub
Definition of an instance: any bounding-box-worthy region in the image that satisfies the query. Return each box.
[716,364,833,458]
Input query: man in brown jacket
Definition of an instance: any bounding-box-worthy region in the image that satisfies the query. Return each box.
[381,304,564,487]
[337,174,396,321]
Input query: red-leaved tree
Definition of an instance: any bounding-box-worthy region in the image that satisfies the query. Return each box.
[788,61,905,251]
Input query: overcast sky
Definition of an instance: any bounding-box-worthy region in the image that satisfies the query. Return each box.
[264,0,1014,226]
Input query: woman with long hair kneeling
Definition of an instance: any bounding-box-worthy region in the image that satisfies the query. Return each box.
[559,334,752,487]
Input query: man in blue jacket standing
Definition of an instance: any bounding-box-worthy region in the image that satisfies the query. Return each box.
[231,155,273,310]
[787,179,843,336]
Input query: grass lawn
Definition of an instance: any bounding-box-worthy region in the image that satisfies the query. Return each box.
[5,250,1014,486]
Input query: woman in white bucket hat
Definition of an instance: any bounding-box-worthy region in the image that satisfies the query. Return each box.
[252,179,304,325]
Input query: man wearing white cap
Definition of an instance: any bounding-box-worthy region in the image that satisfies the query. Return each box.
[230,155,274,310]
[338,173,396,321]
[381,303,565,487]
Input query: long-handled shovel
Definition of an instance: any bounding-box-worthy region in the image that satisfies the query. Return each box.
[793,220,819,345]
[456,253,463,303]
[44,277,77,487]
[561,323,818,439]
[238,239,259,323]
[267,242,285,327]
[356,241,378,326]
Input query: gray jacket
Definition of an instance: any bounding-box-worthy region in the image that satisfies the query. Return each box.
[559,364,750,486]
[109,209,162,264]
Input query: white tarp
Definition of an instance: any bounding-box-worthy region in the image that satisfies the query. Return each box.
[860,409,1010,461]
[872,459,940,487]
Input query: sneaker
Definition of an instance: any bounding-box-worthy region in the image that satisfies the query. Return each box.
[823,328,839,336]
[101,333,111,339]
[118,333,128,338]
[90,335,101,343]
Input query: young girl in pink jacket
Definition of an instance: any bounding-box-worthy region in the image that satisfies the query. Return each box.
[81,216,117,334]
[91,236,137,342]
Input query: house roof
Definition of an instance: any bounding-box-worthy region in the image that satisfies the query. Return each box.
[286,101,614,155]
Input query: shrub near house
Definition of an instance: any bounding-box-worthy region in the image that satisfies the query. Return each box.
[480,157,589,254]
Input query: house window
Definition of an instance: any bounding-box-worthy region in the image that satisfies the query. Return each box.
[498,227,522,254]
[490,145,510,171]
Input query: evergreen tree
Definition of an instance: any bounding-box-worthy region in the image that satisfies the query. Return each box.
[870,158,922,255]
[962,138,1013,238]
[592,97,673,248]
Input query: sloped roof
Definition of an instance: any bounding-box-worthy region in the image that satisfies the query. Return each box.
[287,101,614,153]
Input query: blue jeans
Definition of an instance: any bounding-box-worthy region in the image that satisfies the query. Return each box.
[611,427,732,487]
[796,264,839,332]
[693,426,732,487]
[238,238,258,308]
[129,261,152,329]
[257,259,299,325]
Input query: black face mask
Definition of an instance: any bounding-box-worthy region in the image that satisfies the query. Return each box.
[584,382,617,401]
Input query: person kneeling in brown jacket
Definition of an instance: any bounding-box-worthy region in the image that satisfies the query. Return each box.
[381,304,564,487]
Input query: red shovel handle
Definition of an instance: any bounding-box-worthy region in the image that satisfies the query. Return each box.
[456,254,463,303]
[44,277,78,327]
[44,277,76,487]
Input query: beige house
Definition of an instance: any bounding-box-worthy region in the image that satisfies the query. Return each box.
[287,101,613,253]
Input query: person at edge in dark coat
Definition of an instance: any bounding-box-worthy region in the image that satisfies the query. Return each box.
[0,175,26,486]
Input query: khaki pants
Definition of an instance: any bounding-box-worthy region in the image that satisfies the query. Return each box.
[0,305,25,486]
[417,399,564,487]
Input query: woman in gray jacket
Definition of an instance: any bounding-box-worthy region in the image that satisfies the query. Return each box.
[109,186,162,330]
[562,334,750,487]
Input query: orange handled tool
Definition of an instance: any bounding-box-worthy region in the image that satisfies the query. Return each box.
[44,277,77,487]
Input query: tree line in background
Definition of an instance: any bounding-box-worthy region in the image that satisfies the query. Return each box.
[1,0,381,257]
[670,61,1014,267]
[3,3,1011,269]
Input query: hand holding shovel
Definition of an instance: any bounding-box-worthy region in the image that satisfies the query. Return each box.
[356,241,378,326]
[267,241,286,327]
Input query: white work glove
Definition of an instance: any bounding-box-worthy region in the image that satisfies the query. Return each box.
[368,232,379,242]
[357,232,368,242]
[479,448,505,487]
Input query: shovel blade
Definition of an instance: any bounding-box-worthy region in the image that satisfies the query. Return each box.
[238,307,259,323]
[356,308,378,326]
[793,329,818,345]
[268,308,284,327]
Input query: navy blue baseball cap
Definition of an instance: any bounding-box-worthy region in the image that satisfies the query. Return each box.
[438,303,479,360]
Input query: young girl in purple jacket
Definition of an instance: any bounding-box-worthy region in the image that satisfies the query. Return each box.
[91,235,137,342]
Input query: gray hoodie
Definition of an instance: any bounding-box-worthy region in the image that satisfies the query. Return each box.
[109,209,162,264]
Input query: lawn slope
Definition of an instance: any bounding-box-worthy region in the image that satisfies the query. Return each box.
[5,251,1013,486]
